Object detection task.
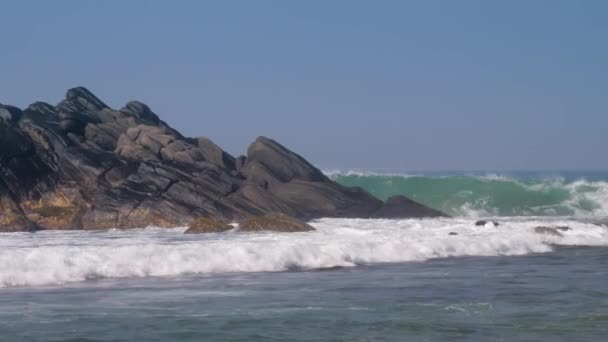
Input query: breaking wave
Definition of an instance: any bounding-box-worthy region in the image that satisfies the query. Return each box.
[327,171,608,217]
[0,218,607,288]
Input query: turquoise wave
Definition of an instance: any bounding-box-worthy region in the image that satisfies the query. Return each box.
[328,172,608,217]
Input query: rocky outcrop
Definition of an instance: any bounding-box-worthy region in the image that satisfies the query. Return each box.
[0,87,447,232]
[239,213,315,232]
[184,217,233,234]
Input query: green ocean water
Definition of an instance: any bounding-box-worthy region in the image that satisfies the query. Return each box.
[329,171,608,217]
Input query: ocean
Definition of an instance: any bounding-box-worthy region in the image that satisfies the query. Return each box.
[1,171,607,341]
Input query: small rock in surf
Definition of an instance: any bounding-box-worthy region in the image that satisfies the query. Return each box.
[475,220,499,227]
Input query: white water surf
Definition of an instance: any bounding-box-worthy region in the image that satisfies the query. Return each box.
[1,217,606,288]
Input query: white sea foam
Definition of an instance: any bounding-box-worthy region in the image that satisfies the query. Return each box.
[323,170,515,180]
[518,178,608,218]
[0,218,607,288]
[322,169,421,178]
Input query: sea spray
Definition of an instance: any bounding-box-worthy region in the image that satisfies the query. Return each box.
[1,218,607,288]
[327,171,608,217]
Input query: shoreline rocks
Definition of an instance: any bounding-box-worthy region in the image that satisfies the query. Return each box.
[475,220,499,227]
[184,218,233,234]
[0,87,448,232]
[239,213,315,232]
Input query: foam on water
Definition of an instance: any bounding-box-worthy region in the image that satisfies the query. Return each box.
[1,218,607,288]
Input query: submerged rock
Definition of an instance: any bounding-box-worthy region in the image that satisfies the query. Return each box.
[0,87,447,232]
[184,218,233,234]
[475,220,499,227]
[533,226,563,237]
[239,213,315,232]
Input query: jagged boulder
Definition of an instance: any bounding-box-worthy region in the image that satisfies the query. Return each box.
[236,137,387,219]
[120,101,160,125]
[0,86,447,232]
[242,137,326,186]
[195,137,236,170]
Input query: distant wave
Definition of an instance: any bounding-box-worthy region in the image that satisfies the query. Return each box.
[326,171,608,218]
[0,218,607,288]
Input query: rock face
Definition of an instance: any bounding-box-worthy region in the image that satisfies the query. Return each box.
[239,213,315,232]
[184,217,233,234]
[0,87,448,231]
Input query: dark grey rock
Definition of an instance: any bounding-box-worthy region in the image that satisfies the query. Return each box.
[242,137,326,184]
[475,220,499,227]
[372,195,448,218]
[0,86,447,231]
[0,104,22,122]
[120,101,160,124]
[196,137,236,170]
[235,155,247,173]
[57,86,108,114]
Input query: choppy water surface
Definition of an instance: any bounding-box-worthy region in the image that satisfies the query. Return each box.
[0,245,606,341]
[0,217,607,341]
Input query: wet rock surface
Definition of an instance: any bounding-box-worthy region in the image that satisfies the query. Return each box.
[371,195,447,219]
[475,220,500,227]
[239,213,315,232]
[0,87,448,231]
[184,217,233,234]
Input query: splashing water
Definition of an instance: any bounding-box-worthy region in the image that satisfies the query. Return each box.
[327,171,608,217]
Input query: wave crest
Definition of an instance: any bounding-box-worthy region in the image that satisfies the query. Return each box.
[0,218,607,288]
[327,171,608,218]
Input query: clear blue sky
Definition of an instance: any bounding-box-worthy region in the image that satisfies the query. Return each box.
[2,0,607,171]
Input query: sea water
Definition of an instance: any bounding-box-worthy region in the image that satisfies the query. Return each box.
[1,171,607,341]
